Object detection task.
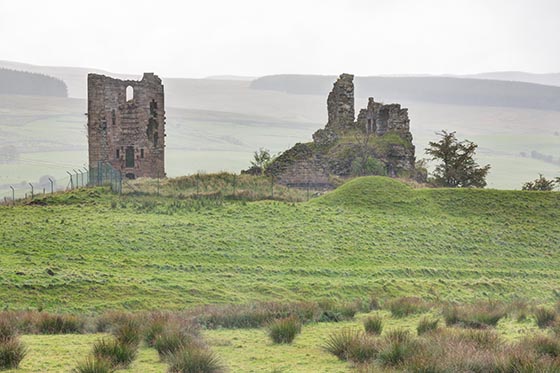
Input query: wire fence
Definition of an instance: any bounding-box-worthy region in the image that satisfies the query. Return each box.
[0,162,122,206]
[1,166,332,206]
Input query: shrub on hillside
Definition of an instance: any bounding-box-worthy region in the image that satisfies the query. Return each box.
[167,347,223,373]
[363,315,383,335]
[267,317,301,344]
[323,329,362,360]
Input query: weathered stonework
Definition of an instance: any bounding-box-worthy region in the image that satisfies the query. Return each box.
[326,73,355,131]
[270,73,416,186]
[87,73,165,179]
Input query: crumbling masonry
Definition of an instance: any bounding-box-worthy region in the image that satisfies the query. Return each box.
[268,73,416,187]
[87,73,165,179]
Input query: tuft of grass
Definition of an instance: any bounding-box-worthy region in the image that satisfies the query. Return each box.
[112,318,141,347]
[166,347,223,373]
[92,338,137,369]
[323,329,362,361]
[154,328,196,360]
[377,329,417,367]
[387,297,429,318]
[37,313,84,334]
[144,315,167,347]
[267,317,302,344]
[534,307,556,328]
[416,316,439,335]
[363,315,383,335]
[0,319,16,342]
[524,335,560,358]
[72,357,115,373]
[0,337,27,370]
[443,301,507,328]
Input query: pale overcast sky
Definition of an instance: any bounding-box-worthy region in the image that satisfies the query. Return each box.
[0,0,558,77]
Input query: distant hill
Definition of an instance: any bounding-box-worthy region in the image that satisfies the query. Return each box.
[462,71,560,87]
[251,74,560,111]
[0,68,68,97]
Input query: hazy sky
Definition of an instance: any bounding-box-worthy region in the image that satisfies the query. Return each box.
[1,0,559,77]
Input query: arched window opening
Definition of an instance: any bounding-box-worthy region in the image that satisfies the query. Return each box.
[126,86,134,102]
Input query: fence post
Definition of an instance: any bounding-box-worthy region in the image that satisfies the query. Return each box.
[29,183,34,200]
[10,186,14,206]
[270,175,274,199]
[83,167,89,187]
[196,174,200,195]
[48,178,54,194]
[307,181,310,201]
[73,169,79,188]
[157,171,160,196]
[67,171,74,189]
[233,174,237,197]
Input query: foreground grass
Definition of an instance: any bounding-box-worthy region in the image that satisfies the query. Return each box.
[0,177,559,311]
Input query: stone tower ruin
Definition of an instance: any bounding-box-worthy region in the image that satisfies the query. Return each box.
[87,73,165,179]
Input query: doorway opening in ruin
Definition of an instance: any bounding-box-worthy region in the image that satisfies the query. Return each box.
[126,86,134,102]
[125,146,135,168]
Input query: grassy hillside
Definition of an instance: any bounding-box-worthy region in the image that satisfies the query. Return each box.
[1,177,559,312]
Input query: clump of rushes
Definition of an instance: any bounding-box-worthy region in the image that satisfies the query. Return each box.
[154,328,197,359]
[363,315,383,335]
[416,316,439,335]
[167,346,223,373]
[267,317,302,344]
[323,329,362,360]
[0,319,27,370]
[377,329,417,367]
[92,338,137,369]
[443,301,507,328]
[387,297,429,318]
[72,356,115,373]
[144,316,167,347]
[113,318,141,347]
[37,313,84,334]
[534,307,556,328]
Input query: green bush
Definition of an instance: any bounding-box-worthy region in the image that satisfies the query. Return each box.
[72,357,115,373]
[534,307,556,328]
[416,316,439,335]
[363,315,383,335]
[167,347,223,373]
[267,317,302,344]
[92,338,137,368]
[0,338,27,370]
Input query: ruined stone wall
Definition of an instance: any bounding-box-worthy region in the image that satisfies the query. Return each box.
[326,73,355,131]
[357,97,412,141]
[87,73,165,179]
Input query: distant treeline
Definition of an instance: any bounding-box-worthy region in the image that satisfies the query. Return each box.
[520,150,560,166]
[0,68,67,97]
[251,75,560,111]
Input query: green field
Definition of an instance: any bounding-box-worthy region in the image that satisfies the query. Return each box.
[1,176,560,371]
[1,177,559,312]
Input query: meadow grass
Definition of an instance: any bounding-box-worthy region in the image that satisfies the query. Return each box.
[0,176,559,312]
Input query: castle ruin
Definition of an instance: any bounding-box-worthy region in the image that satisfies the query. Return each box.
[87,73,165,179]
[267,74,416,186]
